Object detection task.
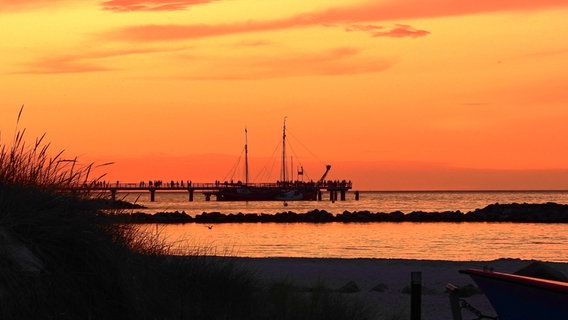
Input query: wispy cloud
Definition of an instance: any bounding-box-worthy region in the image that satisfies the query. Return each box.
[345,24,429,38]
[105,0,567,42]
[0,0,215,12]
[180,46,393,80]
[17,47,175,74]
[306,0,568,23]
[101,0,215,12]
[14,42,386,78]
[0,0,71,12]
[232,39,273,47]
[106,21,291,42]
[19,56,112,74]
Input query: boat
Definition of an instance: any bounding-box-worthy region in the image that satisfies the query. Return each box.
[460,268,568,320]
[213,118,340,201]
[213,182,322,201]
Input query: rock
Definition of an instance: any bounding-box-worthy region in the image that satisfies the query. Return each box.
[370,283,388,292]
[337,281,360,293]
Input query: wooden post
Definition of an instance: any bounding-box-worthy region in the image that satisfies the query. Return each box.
[149,188,155,202]
[188,189,194,202]
[355,190,359,200]
[110,189,116,201]
[446,284,463,320]
[340,190,346,201]
[411,272,422,320]
[317,190,322,201]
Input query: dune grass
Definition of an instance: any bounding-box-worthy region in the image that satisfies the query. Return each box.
[0,107,378,319]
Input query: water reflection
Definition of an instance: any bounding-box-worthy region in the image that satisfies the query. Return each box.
[142,222,568,262]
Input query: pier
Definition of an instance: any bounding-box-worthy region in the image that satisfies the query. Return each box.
[79,180,355,202]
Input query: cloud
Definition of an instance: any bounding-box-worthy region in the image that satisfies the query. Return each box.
[0,0,71,12]
[232,39,273,47]
[179,46,393,80]
[345,24,429,38]
[101,0,215,12]
[305,0,568,23]
[105,0,568,42]
[14,45,386,78]
[106,21,291,42]
[0,0,214,12]
[17,48,174,74]
[20,56,112,74]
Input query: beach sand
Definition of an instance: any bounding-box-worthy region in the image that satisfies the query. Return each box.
[234,257,568,320]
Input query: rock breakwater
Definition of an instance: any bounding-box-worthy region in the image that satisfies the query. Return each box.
[106,202,568,224]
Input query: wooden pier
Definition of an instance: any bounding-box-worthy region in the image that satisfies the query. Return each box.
[81,181,355,202]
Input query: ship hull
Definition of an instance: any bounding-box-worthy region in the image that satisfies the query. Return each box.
[214,186,318,201]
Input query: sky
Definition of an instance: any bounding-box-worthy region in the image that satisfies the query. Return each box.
[1,0,568,190]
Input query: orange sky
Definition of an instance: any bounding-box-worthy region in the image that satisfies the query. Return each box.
[2,0,568,190]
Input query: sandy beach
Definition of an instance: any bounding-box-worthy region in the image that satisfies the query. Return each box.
[233,257,568,320]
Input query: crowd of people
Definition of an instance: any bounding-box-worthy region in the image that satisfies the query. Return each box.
[88,179,351,189]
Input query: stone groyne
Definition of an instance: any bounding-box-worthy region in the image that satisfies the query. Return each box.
[103,202,568,223]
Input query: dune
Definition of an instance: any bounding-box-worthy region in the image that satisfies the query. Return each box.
[232,257,568,320]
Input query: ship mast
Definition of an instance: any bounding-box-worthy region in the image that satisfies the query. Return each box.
[244,128,249,185]
[281,117,287,182]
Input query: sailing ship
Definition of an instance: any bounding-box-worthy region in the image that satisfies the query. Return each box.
[213,118,333,201]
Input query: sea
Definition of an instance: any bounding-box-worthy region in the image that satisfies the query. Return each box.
[115,190,568,262]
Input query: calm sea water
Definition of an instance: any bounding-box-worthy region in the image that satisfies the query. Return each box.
[116,191,568,262]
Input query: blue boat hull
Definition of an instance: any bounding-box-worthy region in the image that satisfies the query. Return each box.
[461,268,568,320]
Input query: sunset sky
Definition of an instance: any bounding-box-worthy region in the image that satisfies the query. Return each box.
[2,0,568,190]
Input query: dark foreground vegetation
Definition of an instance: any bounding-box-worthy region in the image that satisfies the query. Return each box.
[1,112,376,319]
[111,202,568,224]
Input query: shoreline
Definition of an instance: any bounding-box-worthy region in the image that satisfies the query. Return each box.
[225,257,568,320]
